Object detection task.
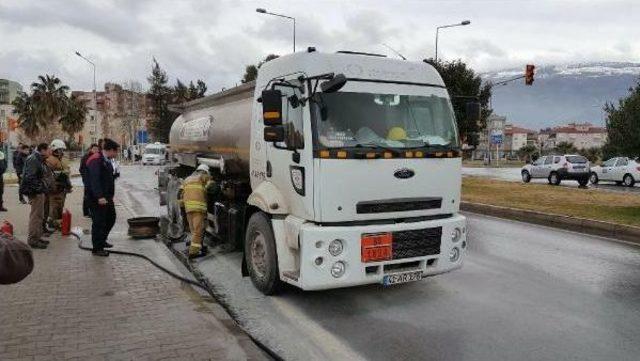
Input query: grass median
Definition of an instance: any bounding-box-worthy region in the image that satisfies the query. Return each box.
[462,176,640,227]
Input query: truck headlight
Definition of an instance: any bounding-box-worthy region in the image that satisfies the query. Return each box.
[451,228,462,242]
[290,166,305,196]
[331,261,346,278]
[449,247,460,262]
[328,239,344,256]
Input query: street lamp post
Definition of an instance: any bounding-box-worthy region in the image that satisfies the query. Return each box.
[435,20,471,62]
[75,51,97,116]
[256,8,296,53]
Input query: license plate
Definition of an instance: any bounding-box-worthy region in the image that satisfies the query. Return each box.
[383,271,422,286]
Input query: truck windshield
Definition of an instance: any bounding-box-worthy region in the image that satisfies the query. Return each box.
[312,91,459,149]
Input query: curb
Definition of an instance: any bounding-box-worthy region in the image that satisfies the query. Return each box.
[461,201,640,245]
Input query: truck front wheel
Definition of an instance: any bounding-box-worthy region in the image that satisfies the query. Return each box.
[245,212,282,295]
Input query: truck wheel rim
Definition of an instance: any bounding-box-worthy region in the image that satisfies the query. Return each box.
[251,232,268,278]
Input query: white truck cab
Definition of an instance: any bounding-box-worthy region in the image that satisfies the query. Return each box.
[162,50,468,294]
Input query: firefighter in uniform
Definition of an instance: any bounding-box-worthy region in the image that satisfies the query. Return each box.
[46,139,72,230]
[182,164,211,258]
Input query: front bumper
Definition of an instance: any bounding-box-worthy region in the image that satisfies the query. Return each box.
[293,214,467,290]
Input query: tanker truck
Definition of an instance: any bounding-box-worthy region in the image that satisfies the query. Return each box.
[159,49,469,294]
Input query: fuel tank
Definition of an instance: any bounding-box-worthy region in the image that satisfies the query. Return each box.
[169,81,255,175]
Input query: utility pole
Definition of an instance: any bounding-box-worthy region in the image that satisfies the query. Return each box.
[435,20,470,62]
[256,8,296,53]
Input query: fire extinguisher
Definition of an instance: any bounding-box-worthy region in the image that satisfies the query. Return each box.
[61,209,72,236]
[0,220,13,236]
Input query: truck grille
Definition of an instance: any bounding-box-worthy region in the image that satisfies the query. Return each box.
[356,197,442,214]
[392,227,441,259]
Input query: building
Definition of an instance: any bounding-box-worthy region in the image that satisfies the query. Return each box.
[538,122,607,150]
[503,124,537,154]
[0,79,23,105]
[0,79,24,147]
[72,81,153,148]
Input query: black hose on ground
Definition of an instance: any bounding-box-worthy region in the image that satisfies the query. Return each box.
[70,228,208,292]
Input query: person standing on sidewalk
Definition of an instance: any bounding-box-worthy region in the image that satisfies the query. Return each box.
[0,143,7,212]
[86,138,120,257]
[79,143,99,218]
[13,144,29,204]
[20,143,51,249]
[181,164,212,259]
[45,140,72,230]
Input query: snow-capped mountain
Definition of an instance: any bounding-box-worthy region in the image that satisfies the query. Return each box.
[482,62,640,129]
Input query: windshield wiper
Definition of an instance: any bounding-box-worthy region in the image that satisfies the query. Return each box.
[354,143,400,153]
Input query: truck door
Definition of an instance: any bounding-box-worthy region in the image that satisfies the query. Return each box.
[266,78,314,219]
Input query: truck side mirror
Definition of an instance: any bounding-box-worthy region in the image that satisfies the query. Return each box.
[466,102,481,122]
[264,126,285,143]
[261,89,283,126]
[320,74,347,93]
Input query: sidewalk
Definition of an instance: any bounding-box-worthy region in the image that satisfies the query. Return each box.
[0,184,268,361]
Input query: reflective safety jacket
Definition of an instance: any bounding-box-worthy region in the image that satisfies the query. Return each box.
[181,174,209,213]
[46,155,71,194]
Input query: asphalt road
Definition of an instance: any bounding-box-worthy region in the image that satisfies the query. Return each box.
[118,165,640,361]
[463,166,640,194]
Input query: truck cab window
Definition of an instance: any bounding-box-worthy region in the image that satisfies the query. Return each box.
[275,81,304,150]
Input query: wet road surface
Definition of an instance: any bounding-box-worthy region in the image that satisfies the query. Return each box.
[119,165,640,361]
[463,167,640,194]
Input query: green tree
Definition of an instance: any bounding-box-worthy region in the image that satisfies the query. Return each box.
[602,79,640,159]
[12,91,41,138]
[31,74,69,124]
[426,59,492,146]
[516,144,538,162]
[555,141,578,155]
[147,58,174,142]
[242,54,280,83]
[59,95,88,142]
[12,74,70,138]
[578,146,602,163]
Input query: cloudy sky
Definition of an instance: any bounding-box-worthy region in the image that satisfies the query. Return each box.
[1,0,638,93]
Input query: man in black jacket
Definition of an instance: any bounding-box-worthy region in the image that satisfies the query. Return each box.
[13,144,29,204]
[86,138,120,257]
[21,143,51,249]
[79,143,99,218]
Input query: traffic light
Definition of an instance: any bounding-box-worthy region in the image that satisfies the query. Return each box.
[525,64,535,85]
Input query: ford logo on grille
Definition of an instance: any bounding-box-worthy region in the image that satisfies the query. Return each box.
[394,168,415,179]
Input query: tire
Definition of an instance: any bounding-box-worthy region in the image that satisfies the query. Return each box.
[578,178,589,187]
[623,174,636,187]
[549,172,561,186]
[521,170,531,183]
[245,212,282,295]
[589,172,599,185]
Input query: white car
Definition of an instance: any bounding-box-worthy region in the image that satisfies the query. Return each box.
[589,157,639,187]
[521,154,590,186]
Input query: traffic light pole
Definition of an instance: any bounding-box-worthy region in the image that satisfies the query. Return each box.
[493,75,525,87]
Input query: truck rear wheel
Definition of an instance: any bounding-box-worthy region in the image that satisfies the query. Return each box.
[245,212,282,295]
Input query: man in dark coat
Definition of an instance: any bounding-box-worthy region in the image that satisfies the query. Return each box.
[86,138,120,256]
[20,143,51,249]
[79,143,99,218]
[13,144,29,204]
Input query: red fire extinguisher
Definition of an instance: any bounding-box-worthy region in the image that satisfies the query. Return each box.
[61,209,72,236]
[0,220,13,236]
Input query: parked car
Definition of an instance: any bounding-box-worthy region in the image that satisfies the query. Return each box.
[589,157,639,187]
[521,154,590,186]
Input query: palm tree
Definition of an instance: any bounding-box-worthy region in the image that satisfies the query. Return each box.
[11,92,43,138]
[59,95,88,142]
[31,74,69,126]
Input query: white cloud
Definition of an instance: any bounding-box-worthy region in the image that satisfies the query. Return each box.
[1,0,638,93]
